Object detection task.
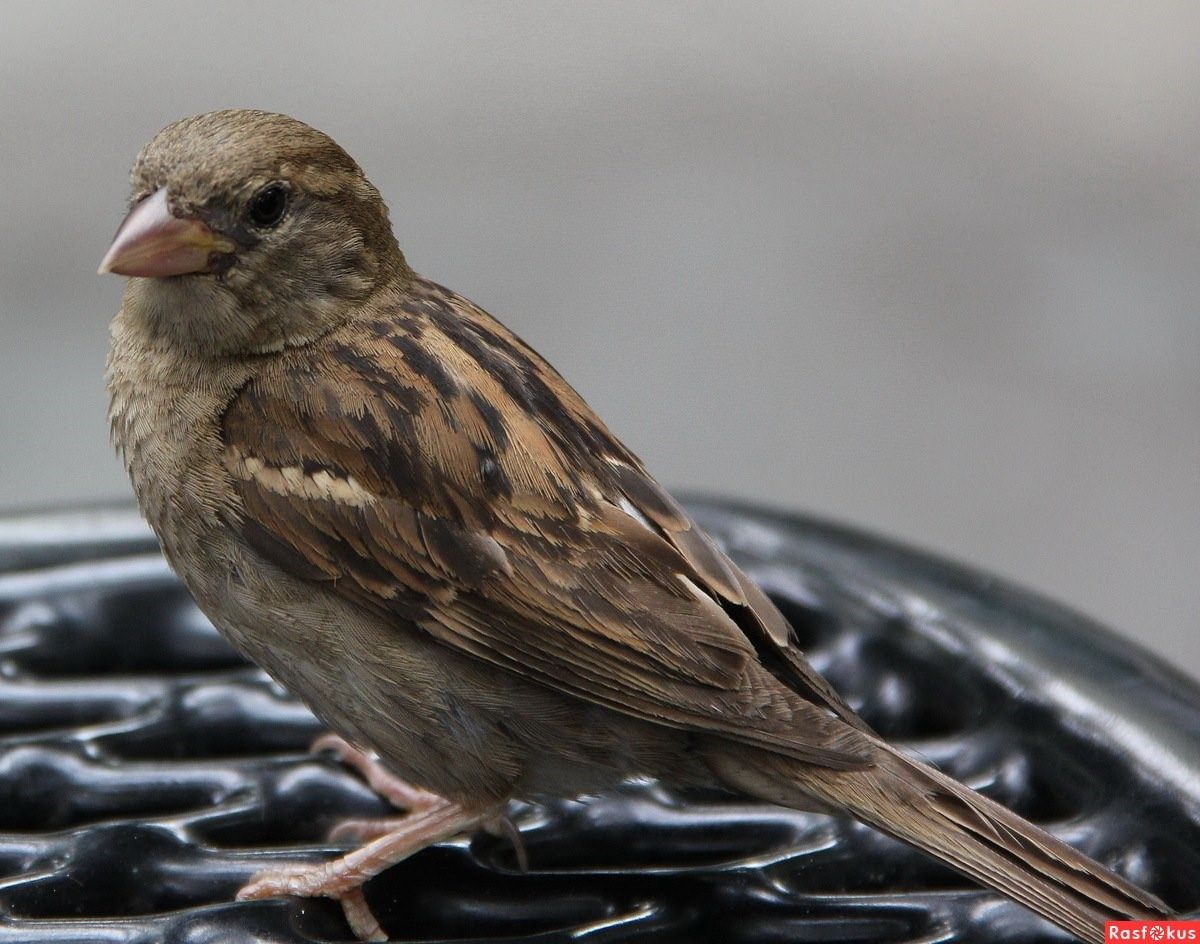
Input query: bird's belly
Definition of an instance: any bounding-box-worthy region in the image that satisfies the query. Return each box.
[181,539,710,806]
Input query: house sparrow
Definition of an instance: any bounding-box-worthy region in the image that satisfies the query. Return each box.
[101,110,1168,943]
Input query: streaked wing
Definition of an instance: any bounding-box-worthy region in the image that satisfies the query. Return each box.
[220,282,872,767]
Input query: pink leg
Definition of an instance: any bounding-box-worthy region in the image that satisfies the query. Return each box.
[340,889,386,942]
[238,799,487,939]
[312,733,442,812]
[313,733,454,843]
[330,811,529,868]
[329,814,422,843]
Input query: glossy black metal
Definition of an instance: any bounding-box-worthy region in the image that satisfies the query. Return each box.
[0,502,1195,942]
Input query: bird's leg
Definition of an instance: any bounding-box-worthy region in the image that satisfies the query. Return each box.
[238,797,488,941]
[236,734,494,940]
[313,733,463,844]
[340,889,386,942]
[312,733,444,813]
[312,732,528,863]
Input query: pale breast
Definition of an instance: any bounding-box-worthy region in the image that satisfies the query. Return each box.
[106,313,252,567]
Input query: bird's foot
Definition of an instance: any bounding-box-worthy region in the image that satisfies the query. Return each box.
[237,798,486,940]
[329,814,416,843]
[312,733,444,812]
[328,810,528,870]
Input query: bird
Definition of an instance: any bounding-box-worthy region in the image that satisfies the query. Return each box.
[100,109,1169,943]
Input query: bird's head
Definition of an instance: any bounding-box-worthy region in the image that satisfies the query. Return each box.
[100,109,406,355]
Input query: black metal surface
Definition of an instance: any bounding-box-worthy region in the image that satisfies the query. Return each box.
[0,502,1195,943]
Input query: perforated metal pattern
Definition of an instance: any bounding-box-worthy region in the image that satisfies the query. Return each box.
[0,503,1195,943]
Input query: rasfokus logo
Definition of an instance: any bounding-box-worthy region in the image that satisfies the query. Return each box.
[1107,922,1200,941]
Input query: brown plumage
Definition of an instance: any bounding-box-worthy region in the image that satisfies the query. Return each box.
[102,110,1169,943]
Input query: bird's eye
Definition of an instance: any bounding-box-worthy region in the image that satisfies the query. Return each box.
[247,183,289,228]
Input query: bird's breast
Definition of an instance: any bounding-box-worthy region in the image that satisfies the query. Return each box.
[106,314,253,567]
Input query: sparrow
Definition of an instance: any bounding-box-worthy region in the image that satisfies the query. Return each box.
[100,110,1169,943]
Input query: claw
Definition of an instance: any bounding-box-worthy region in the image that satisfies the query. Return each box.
[236,778,493,941]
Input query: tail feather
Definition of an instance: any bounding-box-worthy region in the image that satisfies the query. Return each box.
[927,776,1161,917]
[711,744,1171,944]
[817,747,1169,944]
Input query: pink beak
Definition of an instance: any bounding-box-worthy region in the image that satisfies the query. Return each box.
[98,188,236,277]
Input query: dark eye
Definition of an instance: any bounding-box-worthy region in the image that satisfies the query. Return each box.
[247,183,288,228]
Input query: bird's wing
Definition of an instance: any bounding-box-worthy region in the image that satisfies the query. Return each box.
[220,284,871,768]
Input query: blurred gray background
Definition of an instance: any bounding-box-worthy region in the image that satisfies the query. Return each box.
[1,3,1196,672]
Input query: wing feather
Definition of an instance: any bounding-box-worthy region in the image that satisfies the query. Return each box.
[220,285,873,766]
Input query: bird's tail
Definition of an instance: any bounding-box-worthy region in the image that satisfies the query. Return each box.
[710,743,1171,944]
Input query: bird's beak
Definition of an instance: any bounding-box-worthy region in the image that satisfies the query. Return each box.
[98,187,236,277]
